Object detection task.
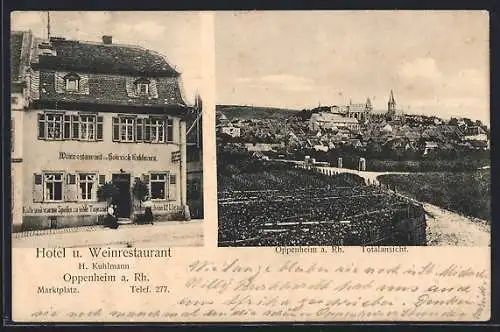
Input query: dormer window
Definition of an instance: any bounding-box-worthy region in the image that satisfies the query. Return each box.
[134,78,150,96]
[64,73,80,92]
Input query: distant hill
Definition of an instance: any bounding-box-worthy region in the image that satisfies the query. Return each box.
[216,105,300,120]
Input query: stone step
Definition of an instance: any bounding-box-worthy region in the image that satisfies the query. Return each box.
[117,218,133,225]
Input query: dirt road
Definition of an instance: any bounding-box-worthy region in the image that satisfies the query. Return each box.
[424,203,490,246]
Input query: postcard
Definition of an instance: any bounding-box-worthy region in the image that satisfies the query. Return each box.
[9,10,490,323]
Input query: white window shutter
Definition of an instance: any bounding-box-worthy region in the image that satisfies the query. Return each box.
[125,77,137,98]
[168,174,176,201]
[65,173,78,202]
[79,75,90,95]
[149,79,159,98]
[33,174,43,202]
[54,72,67,93]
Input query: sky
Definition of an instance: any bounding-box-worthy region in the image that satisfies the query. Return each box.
[215,11,490,124]
[11,11,203,104]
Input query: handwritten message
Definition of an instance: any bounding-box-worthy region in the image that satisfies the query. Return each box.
[12,247,490,322]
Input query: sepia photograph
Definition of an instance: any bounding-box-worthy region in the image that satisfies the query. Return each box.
[11,11,204,248]
[216,11,490,247]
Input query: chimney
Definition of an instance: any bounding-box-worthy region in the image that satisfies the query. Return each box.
[102,35,112,45]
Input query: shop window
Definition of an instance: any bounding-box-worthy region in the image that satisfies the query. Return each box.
[44,173,63,202]
[150,173,168,200]
[78,173,96,201]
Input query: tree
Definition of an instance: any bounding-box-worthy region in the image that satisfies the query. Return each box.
[97,182,119,205]
[132,178,149,207]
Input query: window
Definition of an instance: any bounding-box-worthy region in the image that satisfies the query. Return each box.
[38,112,102,141]
[151,119,165,143]
[78,173,96,201]
[44,173,63,201]
[111,116,174,144]
[120,118,135,142]
[134,78,150,96]
[45,114,63,140]
[64,73,80,92]
[150,173,167,200]
[137,83,149,95]
[80,115,96,141]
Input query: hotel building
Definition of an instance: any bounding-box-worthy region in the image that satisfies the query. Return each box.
[11,31,197,231]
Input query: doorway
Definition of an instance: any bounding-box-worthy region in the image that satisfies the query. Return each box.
[112,173,131,218]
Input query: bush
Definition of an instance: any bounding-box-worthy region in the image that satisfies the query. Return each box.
[378,170,491,221]
[97,182,119,204]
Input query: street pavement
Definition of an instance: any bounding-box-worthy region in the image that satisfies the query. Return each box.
[12,220,204,248]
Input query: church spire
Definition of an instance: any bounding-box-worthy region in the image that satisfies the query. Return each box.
[388,89,396,114]
[389,89,395,104]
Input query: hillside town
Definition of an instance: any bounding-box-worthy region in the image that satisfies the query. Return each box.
[216,90,490,163]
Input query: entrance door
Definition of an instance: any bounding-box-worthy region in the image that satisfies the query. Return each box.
[112,173,131,218]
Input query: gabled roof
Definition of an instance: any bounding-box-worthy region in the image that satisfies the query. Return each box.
[34,37,180,77]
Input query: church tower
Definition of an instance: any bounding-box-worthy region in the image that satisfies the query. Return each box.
[387,90,396,118]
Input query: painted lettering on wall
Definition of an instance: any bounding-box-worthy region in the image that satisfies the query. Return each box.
[153,203,183,213]
[59,152,157,161]
[23,204,107,215]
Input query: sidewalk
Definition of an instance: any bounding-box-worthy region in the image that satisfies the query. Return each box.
[12,220,204,248]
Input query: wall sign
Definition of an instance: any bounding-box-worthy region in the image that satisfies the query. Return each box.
[59,152,158,161]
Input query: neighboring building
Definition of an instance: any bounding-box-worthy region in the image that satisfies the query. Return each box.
[219,125,241,138]
[186,94,204,219]
[330,98,372,122]
[12,31,195,231]
[244,143,281,152]
[346,98,373,122]
[463,126,489,142]
[309,112,360,131]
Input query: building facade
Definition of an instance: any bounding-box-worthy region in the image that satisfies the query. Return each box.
[309,112,360,131]
[12,32,194,231]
